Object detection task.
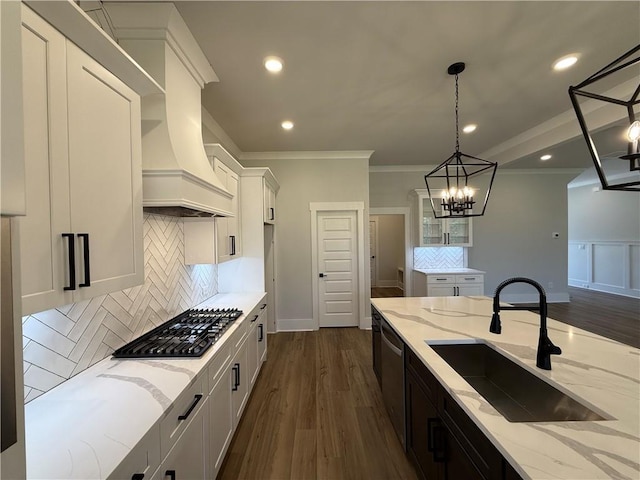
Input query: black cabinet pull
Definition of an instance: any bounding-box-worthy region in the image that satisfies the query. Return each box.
[260,303,266,310]
[62,233,76,291]
[443,233,446,244]
[78,233,90,287]
[269,207,274,221]
[177,394,202,421]
[251,315,258,323]
[131,474,144,480]
[165,470,176,480]
[427,417,437,452]
[258,324,264,341]
[232,363,240,391]
[230,235,236,256]
[433,424,447,462]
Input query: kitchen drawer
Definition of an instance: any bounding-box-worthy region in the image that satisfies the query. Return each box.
[438,386,503,480]
[160,375,206,459]
[427,275,456,284]
[208,340,232,395]
[406,349,438,404]
[108,422,161,480]
[455,274,483,284]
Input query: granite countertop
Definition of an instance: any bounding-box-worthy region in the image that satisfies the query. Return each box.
[24,292,265,480]
[372,296,640,480]
[414,268,485,275]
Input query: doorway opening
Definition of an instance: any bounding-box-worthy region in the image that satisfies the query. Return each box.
[369,210,408,299]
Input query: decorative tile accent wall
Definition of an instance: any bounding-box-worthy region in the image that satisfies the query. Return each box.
[22,213,218,403]
[414,247,465,269]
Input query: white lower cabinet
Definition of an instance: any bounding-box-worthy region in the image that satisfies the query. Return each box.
[426,274,484,297]
[231,337,250,428]
[112,297,268,480]
[152,398,209,480]
[208,361,234,479]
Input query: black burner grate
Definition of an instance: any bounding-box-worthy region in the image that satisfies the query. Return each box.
[112,308,242,358]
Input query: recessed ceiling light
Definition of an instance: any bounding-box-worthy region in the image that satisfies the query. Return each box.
[281,120,294,130]
[540,154,552,161]
[463,124,477,133]
[553,54,579,71]
[264,56,283,73]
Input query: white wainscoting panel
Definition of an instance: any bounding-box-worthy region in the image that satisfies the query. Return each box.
[22,213,218,402]
[568,241,639,298]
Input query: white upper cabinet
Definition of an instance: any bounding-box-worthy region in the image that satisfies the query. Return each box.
[413,190,472,247]
[19,6,144,315]
[184,144,242,265]
[263,180,277,224]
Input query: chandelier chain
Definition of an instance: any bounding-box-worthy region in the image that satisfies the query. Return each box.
[454,73,460,153]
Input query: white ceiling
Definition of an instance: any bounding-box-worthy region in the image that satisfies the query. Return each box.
[173,1,640,168]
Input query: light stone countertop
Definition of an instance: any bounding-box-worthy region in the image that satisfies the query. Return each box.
[372,296,640,480]
[414,268,485,275]
[24,292,265,480]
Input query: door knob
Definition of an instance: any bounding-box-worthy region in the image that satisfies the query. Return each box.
[319,273,326,278]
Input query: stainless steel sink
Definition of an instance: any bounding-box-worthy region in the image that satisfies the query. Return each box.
[429,342,607,422]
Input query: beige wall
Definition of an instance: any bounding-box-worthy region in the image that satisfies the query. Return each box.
[240,155,370,327]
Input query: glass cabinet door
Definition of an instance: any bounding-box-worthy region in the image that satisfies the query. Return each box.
[447,217,471,245]
[421,198,444,245]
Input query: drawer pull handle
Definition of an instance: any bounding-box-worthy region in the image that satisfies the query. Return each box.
[178,394,203,421]
[165,470,176,480]
[62,233,76,291]
[436,278,447,281]
[78,233,91,287]
[251,315,259,322]
[260,303,267,309]
[464,277,475,281]
[258,324,264,342]
[131,474,144,480]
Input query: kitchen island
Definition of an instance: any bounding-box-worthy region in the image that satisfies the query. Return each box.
[372,296,640,480]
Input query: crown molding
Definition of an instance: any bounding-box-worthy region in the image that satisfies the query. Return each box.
[239,150,374,162]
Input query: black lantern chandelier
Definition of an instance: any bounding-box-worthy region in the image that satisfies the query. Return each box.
[569,44,640,191]
[424,63,497,218]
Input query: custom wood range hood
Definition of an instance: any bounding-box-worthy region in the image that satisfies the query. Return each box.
[105,2,233,217]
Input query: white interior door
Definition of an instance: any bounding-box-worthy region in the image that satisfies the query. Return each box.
[369,219,378,288]
[318,211,358,327]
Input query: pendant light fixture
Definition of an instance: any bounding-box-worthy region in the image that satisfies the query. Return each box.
[424,62,497,218]
[568,44,640,191]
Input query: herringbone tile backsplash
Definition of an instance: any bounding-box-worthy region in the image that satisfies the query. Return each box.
[22,213,218,403]
[413,247,465,269]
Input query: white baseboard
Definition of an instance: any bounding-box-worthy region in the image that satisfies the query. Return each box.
[568,281,640,299]
[501,292,570,304]
[361,316,371,330]
[277,318,316,331]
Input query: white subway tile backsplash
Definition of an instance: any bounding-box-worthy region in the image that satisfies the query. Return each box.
[414,247,465,269]
[22,213,218,402]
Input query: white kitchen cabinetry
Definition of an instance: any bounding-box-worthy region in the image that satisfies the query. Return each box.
[184,144,242,265]
[247,302,268,387]
[430,274,483,297]
[263,180,277,224]
[231,336,250,428]
[208,349,234,479]
[412,189,472,247]
[152,397,208,480]
[19,5,144,316]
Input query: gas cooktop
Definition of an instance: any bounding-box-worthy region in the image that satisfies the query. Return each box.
[112,308,242,358]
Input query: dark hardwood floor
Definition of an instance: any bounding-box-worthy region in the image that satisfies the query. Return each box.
[220,287,638,479]
[219,329,417,480]
[543,287,640,349]
[371,287,404,298]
